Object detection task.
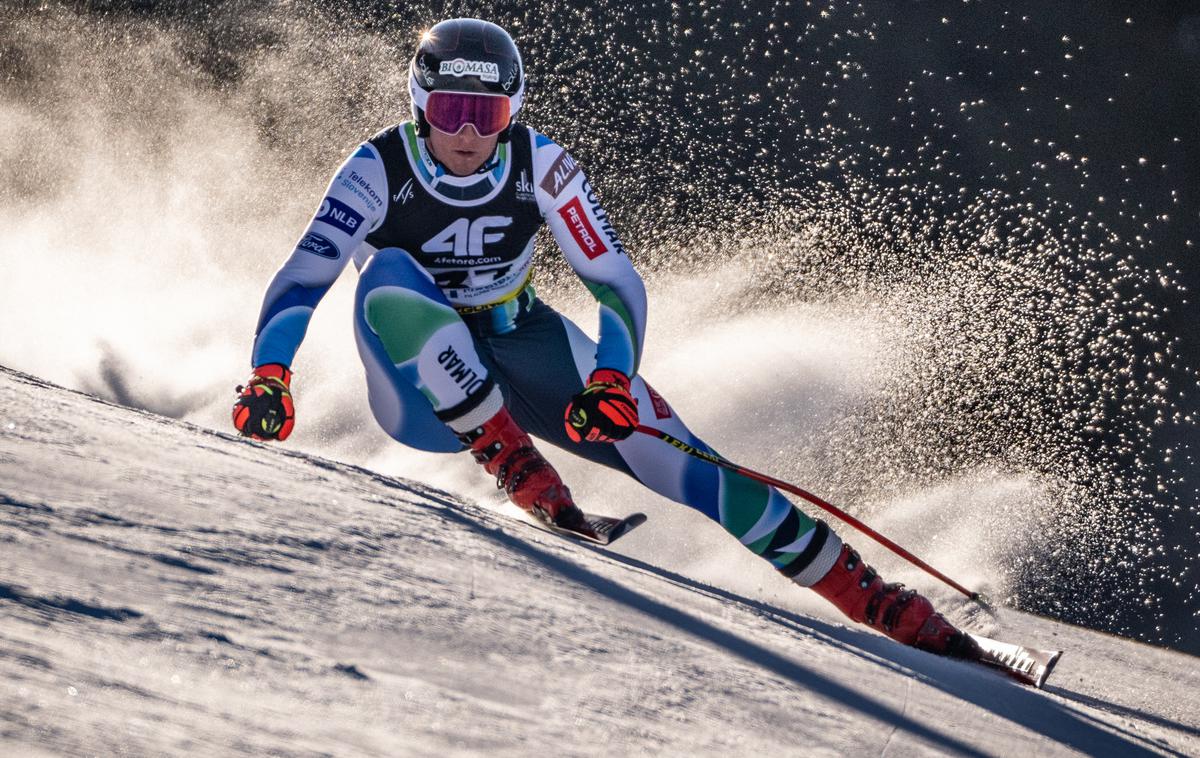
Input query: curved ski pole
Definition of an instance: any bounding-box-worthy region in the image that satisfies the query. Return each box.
[636,424,991,607]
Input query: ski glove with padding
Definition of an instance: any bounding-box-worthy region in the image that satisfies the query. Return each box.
[564,368,639,443]
[232,363,295,441]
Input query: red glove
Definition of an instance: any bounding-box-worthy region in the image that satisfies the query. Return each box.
[564,369,639,443]
[232,364,295,441]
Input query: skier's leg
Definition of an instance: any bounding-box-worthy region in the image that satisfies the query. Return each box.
[353,249,591,531]
[353,247,498,452]
[481,300,839,576]
[473,300,637,476]
[488,301,973,654]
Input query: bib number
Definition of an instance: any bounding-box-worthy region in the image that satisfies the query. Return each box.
[422,216,513,257]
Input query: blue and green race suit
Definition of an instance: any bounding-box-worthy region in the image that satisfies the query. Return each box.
[250,121,843,583]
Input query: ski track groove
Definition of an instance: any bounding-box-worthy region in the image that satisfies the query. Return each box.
[877,677,911,758]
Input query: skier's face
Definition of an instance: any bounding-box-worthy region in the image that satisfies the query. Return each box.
[426,123,499,176]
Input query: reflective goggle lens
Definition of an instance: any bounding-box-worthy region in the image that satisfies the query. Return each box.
[425,92,511,137]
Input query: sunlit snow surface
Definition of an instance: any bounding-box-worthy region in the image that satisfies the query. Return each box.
[2,367,1199,755]
[0,0,1197,672]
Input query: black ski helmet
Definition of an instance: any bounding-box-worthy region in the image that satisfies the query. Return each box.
[409,18,525,142]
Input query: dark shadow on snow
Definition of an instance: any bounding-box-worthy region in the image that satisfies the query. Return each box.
[1044,686,1200,743]
[407,497,1174,758]
[434,505,988,756]
[0,582,143,623]
[184,434,1187,755]
[77,344,210,419]
[190,425,1191,755]
[596,548,1194,758]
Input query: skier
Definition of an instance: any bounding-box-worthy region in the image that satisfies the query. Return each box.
[233,18,976,658]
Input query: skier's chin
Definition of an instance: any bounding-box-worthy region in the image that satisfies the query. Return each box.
[427,127,498,176]
[444,150,487,175]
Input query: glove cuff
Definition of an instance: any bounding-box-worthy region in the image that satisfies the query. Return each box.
[252,363,293,386]
[588,368,630,391]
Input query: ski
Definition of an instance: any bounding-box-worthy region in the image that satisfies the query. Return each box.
[964,632,1062,688]
[539,511,647,546]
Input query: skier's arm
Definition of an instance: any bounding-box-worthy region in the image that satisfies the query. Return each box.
[250,144,388,368]
[532,134,647,379]
[234,144,386,441]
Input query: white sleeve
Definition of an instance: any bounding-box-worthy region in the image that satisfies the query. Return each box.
[250,143,388,367]
[276,143,388,286]
[531,130,647,377]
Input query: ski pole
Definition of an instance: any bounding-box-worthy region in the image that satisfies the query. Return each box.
[635,424,987,604]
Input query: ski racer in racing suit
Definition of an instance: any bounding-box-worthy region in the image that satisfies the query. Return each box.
[233,18,975,657]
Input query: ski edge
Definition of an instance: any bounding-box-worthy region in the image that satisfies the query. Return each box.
[965,632,1063,688]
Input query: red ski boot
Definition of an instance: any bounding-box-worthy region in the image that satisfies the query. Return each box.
[458,407,595,536]
[811,544,980,658]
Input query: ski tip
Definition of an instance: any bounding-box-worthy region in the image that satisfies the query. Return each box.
[586,512,647,545]
[546,511,648,546]
[1034,649,1064,689]
[965,633,1064,689]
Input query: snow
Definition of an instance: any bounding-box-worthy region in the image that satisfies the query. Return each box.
[1,365,1196,756]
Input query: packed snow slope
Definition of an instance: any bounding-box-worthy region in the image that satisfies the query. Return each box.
[0,366,1197,757]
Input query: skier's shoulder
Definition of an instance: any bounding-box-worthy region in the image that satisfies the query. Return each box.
[360,121,415,161]
[523,125,585,202]
[319,128,395,220]
[321,126,395,177]
[522,125,574,163]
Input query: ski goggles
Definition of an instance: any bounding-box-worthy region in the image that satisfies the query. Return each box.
[425,91,511,137]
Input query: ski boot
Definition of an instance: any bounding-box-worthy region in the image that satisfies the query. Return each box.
[458,407,595,537]
[811,544,981,658]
